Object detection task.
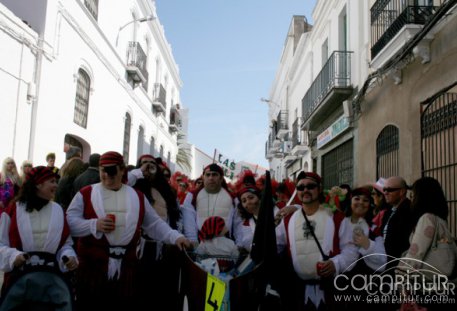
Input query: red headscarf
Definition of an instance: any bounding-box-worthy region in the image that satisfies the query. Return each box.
[99,151,125,167]
[26,166,57,185]
[198,216,226,241]
[99,151,127,183]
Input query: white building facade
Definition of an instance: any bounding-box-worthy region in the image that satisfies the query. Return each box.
[266,0,457,236]
[266,1,372,188]
[0,0,186,169]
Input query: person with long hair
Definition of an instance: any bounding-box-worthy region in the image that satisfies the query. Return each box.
[0,166,78,302]
[370,178,391,236]
[0,157,21,209]
[396,177,455,311]
[19,160,33,186]
[340,187,385,268]
[133,154,181,230]
[55,158,86,210]
[234,183,261,252]
[133,154,182,310]
[334,187,387,310]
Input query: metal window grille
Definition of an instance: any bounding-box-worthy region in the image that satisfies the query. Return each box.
[421,91,457,237]
[137,126,144,158]
[123,113,131,163]
[322,139,354,189]
[376,125,399,179]
[74,69,90,128]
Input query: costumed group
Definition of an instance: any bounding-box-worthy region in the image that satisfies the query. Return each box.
[0,151,455,311]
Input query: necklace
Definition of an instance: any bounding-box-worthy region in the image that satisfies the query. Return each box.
[207,191,220,218]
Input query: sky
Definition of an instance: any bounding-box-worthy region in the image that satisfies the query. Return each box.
[155,0,317,169]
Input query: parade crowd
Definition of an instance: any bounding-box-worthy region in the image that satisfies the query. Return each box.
[0,148,456,311]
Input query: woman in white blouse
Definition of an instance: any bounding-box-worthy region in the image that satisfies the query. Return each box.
[339,187,387,273]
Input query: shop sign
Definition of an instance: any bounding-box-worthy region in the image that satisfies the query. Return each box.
[317,116,350,149]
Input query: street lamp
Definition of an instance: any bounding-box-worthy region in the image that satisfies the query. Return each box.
[115,15,156,46]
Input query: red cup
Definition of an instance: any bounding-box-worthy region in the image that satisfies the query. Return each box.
[106,214,116,229]
[316,262,325,275]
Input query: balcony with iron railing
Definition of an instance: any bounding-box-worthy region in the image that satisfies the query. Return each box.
[280,133,297,164]
[152,83,166,114]
[371,0,440,60]
[301,51,353,130]
[169,110,179,133]
[291,117,302,148]
[126,42,148,87]
[291,117,309,156]
[265,132,279,159]
[276,110,289,139]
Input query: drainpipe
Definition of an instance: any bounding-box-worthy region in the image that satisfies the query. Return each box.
[11,42,25,157]
[27,36,44,160]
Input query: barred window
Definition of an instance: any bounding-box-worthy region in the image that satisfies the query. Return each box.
[84,0,98,20]
[137,126,144,158]
[123,113,131,163]
[322,139,353,189]
[376,125,399,179]
[74,69,90,128]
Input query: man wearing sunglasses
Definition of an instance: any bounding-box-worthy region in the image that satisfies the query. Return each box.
[381,176,414,271]
[276,171,358,310]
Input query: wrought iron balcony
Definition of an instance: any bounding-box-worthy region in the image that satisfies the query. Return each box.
[152,83,166,114]
[126,42,148,86]
[301,51,353,130]
[169,110,179,133]
[291,117,309,156]
[371,0,439,59]
[291,117,302,148]
[265,132,279,159]
[276,110,289,139]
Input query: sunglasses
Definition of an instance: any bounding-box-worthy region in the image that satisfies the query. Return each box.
[296,183,318,191]
[383,187,402,193]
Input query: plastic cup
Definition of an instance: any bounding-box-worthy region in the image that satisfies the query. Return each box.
[106,213,116,229]
[316,262,325,275]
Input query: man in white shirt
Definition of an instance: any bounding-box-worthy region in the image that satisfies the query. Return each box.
[66,151,190,310]
[182,163,236,243]
[276,171,358,310]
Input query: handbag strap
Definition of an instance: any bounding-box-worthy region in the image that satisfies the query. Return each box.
[301,209,329,260]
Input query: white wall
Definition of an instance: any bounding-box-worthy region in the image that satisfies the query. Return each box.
[0,0,186,168]
[0,3,38,166]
